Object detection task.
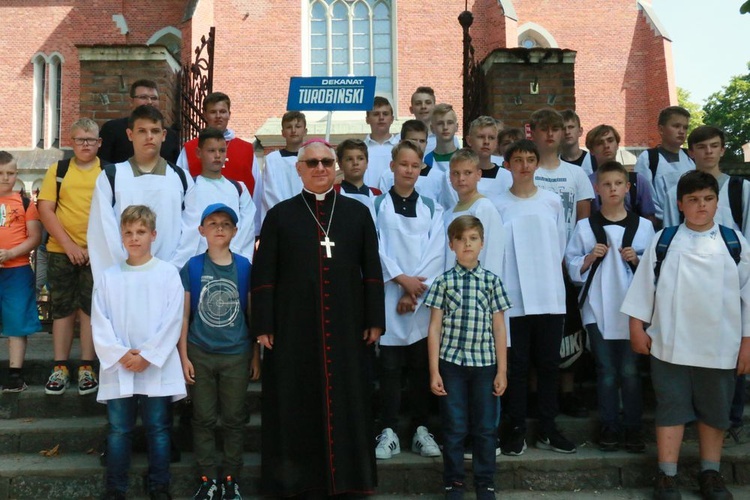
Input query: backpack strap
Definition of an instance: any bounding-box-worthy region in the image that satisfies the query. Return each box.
[621,211,641,274]
[628,172,638,212]
[54,158,72,201]
[728,176,744,229]
[188,253,206,321]
[654,225,679,283]
[103,163,118,207]
[21,193,30,212]
[420,195,436,219]
[578,212,609,308]
[719,225,742,265]
[647,147,660,182]
[167,161,188,210]
[234,254,251,326]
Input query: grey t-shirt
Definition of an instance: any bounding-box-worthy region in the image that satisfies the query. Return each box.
[180,256,250,354]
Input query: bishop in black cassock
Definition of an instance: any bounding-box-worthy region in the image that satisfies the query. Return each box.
[252,140,385,497]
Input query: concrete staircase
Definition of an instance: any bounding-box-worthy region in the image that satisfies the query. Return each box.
[2,334,750,499]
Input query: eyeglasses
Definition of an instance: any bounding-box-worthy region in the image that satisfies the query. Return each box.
[72,138,100,146]
[300,158,336,169]
[132,95,159,102]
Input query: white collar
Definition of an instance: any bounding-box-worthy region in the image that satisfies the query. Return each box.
[303,187,333,201]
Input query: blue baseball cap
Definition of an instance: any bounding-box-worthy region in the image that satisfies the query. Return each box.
[201,203,238,225]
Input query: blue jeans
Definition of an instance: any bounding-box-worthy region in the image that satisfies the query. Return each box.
[106,395,172,493]
[586,324,642,430]
[439,359,499,488]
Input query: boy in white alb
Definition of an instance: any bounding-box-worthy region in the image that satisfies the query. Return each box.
[260,111,307,224]
[174,127,255,263]
[565,161,654,454]
[621,170,750,500]
[363,97,398,188]
[423,103,460,175]
[492,140,575,456]
[92,205,186,499]
[663,126,750,239]
[87,105,200,280]
[374,140,446,461]
[560,110,594,175]
[530,107,595,418]
[441,116,512,211]
[334,139,382,221]
[379,120,443,203]
[633,106,694,222]
[444,148,505,279]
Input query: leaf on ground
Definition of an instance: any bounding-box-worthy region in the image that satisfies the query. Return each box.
[39,444,60,457]
[86,448,97,455]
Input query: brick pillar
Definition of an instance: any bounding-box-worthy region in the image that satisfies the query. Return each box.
[77,45,180,129]
[483,48,577,129]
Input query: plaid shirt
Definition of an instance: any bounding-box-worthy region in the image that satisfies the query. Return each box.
[424,263,512,367]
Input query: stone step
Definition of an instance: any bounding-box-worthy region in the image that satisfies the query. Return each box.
[0,443,749,499]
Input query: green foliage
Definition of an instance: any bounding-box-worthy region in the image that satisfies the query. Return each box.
[677,87,704,137]
[703,64,750,160]
[742,0,750,14]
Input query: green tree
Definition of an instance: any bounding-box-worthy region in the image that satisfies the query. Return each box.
[742,0,750,14]
[703,63,750,160]
[677,87,704,136]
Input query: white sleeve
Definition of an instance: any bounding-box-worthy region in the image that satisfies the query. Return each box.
[252,160,262,236]
[653,174,668,221]
[620,235,658,322]
[138,268,185,367]
[737,233,750,338]
[575,167,595,201]
[439,171,458,210]
[474,201,506,276]
[740,180,750,241]
[91,273,130,370]
[565,221,592,284]
[634,151,653,187]
[261,156,291,224]
[555,199,568,260]
[176,147,190,172]
[87,170,126,281]
[378,169,394,194]
[231,181,257,262]
[412,203,447,287]
[170,176,201,270]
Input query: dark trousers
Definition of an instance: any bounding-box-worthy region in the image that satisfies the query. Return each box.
[379,338,430,435]
[439,359,498,488]
[507,314,564,434]
[188,343,250,479]
[731,375,746,427]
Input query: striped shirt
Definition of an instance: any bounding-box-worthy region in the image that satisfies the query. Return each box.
[424,263,511,367]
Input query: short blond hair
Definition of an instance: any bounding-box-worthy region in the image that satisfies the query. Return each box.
[449,148,479,169]
[431,103,457,121]
[120,205,157,231]
[392,139,424,161]
[70,117,99,136]
[468,116,500,136]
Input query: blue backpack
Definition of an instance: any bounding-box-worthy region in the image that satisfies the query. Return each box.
[653,225,741,283]
[187,252,251,326]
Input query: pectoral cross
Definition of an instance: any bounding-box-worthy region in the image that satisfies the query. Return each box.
[321,236,336,258]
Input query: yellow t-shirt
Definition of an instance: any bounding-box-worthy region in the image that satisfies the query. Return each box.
[37,158,101,253]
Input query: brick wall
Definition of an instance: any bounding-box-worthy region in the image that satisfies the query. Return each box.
[484,49,577,130]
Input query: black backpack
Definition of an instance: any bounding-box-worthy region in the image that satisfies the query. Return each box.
[578,211,640,308]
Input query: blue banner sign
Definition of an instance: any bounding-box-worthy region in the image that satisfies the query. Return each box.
[287,76,376,111]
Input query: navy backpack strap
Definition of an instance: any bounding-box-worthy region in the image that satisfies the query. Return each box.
[621,211,641,274]
[167,161,188,210]
[103,163,118,207]
[55,158,72,201]
[654,226,679,283]
[420,195,436,218]
[374,193,386,217]
[628,172,638,212]
[718,225,742,265]
[188,253,206,321]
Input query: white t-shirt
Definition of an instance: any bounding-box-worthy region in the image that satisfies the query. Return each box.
[534,159,595,241]
[634,148,694,220]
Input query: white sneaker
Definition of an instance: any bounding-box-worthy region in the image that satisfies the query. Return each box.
[412,426,441,457]
[375,428,401,460]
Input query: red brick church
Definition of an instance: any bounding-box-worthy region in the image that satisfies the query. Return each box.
[0,0,676,188]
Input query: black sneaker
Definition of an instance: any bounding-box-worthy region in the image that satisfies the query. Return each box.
[475,486,496,500]
[444,481,465,500]
[100,490,126,500]
[653,471,681,500]
[2,375,27,393]
[536,428,576,454]
[501,427,527,456]
[698,470,733,500]
[624,428,645,453]
[222,476,242,500]
[559,393,588,418]
[599,426,619,452]
[193,476,219,500]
